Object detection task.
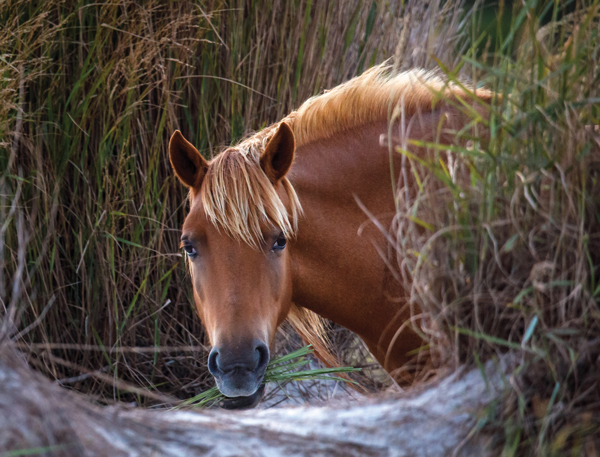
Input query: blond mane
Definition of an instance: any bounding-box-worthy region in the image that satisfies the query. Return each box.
[201,63,492,248]
[285,64,493,147]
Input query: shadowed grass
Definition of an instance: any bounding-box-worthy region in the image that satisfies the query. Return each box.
[1,0,472,405]
[1,0,434,405]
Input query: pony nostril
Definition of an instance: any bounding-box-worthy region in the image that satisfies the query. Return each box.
[207,348,221,376]
[254,342,269,372]
[208,343,269,376]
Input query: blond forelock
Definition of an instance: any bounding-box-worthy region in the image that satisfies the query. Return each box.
[200,129,301,249]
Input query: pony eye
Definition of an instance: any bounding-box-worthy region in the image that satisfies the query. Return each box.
[183,244,198,257]
[271,234,287,251]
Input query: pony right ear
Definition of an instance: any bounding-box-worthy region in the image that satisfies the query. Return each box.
[169,130,208,188]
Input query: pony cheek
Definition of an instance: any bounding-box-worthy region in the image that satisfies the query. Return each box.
[275,300,293,332]
[269,257,292,305]
[261,273,291,345]
[273,278,294,331]
[191,284,212,337]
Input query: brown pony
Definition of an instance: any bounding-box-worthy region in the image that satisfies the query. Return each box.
[169,64,493,408]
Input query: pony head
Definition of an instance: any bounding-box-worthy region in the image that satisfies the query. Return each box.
[169,123,300,405]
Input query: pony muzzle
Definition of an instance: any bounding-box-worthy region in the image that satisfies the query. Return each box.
[208,340,270,399]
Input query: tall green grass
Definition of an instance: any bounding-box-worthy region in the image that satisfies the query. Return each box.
[1,0,429,404]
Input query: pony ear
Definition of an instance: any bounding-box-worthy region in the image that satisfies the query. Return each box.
[169,130,208,188]
[260,122,295,184]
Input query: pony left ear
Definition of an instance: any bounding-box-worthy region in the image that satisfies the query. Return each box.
[169,130,208,189]
[260,122,295,184]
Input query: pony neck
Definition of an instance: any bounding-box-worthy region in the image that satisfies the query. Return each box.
[287,120,421,374]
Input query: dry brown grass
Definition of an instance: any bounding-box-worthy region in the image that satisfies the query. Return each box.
[387,3,600,454]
